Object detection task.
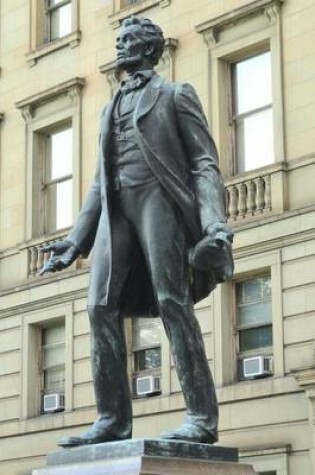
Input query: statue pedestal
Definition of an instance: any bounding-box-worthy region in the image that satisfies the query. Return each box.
[33,438,257,475]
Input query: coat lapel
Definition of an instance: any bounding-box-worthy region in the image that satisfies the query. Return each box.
[100,89,120,159]
[134,74,163,124]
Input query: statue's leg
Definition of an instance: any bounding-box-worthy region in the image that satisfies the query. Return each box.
[121,182,218,443]
[58,206,134,447]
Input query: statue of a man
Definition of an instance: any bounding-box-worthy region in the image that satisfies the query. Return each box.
[41,16,233,447]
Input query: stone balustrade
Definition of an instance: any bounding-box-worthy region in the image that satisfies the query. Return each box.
[225,173,272,222]
[27,234,67,278]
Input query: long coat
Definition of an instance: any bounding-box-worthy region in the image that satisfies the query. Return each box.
[67,73,228,316]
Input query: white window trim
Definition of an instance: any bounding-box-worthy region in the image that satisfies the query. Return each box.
[27,0,81,66]
[15,77,85,241]
[21,303,74,419]
[196,0,285,179]
[213,249,284,386]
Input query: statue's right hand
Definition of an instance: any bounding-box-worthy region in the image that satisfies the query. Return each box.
[38,240,80,276]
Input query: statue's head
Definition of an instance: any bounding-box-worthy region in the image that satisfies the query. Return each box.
[116,16,165,72]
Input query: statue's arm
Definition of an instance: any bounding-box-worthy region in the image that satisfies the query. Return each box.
[174,83,227,235]
[66,151,102,257]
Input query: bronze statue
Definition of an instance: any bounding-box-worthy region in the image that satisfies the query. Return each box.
[40,16,233,447]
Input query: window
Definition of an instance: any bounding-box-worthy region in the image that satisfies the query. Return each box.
[46,0,72,42]
[28,0,80,65]
[231,51,274,174]
[42,124,73,233]
[132,318,162,396]
[41,323,65,403]
[235,275,272,380]
[21,304,73,419]
[196,0,285,179]
[16,77,84,241]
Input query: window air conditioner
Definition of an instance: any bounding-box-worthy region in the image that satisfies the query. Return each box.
[136,375,161,396]
[243,356,273,379]
[43,393,65,413]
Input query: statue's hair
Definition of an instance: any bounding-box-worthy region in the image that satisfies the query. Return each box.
[122,16,165,66]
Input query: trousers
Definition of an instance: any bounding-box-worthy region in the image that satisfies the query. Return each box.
[87,180,218,439]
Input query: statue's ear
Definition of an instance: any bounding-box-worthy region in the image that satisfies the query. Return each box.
[144,42,154,57]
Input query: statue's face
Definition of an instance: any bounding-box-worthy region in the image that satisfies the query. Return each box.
[116,24,150,72]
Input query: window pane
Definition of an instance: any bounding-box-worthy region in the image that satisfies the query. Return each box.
[50,127,73,180]
[50,3,72,40]
[237,301,272,327]
[239,325,272,352]
[132,318,162,349]
[43,325,65,346]
[234,52,272,115]
[50,0,68,6]
[57,179,73,229]
[44,366,65,393]
[236,276,271,304]
[45,179,73,231]
[236,107,274,173]
[43,345,65,368]
[134,347,161,372]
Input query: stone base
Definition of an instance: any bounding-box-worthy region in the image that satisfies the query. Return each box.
[33,438,257,475]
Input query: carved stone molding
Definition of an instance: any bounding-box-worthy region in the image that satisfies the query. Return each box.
[196,0,284,46]
[15,77,86,119]
[264,3,281,24]
[109,0,171,29]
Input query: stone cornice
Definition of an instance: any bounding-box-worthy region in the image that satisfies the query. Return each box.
[15,77,86,112]
[195,0,284,46]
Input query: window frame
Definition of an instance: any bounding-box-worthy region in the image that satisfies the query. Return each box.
[16,78,85,241]
[45,0,72,43]
[41,122,74,234]
[196,0,285,179]
[40,322,66,411]
[27,0,81,66]
[234,274,273,358]
[229,50,274,175]
[21,304,73,419]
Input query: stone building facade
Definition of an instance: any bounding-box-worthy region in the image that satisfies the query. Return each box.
[1,0,315,474]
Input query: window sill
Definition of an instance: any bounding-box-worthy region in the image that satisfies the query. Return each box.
[109,0,171,28]
[26,30,82,67]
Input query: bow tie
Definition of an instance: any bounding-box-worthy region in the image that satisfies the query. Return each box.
[120,74,150,93]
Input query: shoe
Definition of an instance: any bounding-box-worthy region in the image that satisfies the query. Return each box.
[160,423,217,444]
[58,423,131,447]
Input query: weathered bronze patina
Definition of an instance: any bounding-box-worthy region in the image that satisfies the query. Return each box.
[40,16,233,448]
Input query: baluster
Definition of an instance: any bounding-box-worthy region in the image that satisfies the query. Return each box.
[225,188,230,219]
[228,185,238,220]
[246,180,256,216]
[237,182,247,218]
[44,241,52,265]
[29,246,38,278]
[37,245,44,274]
[255,177,265,213]
[264,175,272,211]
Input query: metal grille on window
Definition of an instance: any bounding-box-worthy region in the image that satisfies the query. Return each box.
[43,125,73,233]
[231,51,274,174]
[47,0,72,42]
[235,275,272,380]
[41,324,65,397]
